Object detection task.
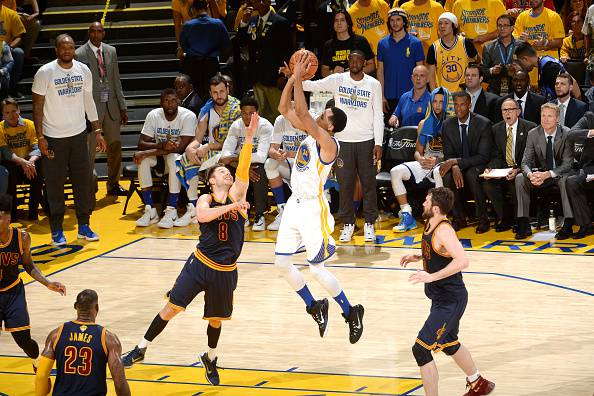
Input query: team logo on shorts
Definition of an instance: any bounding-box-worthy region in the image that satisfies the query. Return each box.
[296,144,311,171]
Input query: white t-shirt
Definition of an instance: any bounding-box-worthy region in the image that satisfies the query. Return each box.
[206,107,221,145]
[31,59,98,138]
[141,107,197,142]
[221,117,273,164]
[271,113,309,156]
[303,72,384,145]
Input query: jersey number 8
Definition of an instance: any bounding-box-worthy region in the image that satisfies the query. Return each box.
[218,222,228,241]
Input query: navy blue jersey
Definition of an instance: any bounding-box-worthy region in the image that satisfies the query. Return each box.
[53,321,108,396]
[421,220,466,301]
[195,194,246,271]
[0,227,23,292]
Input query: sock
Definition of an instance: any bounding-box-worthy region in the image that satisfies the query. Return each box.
[207,324,222,358]
[208,347,217,360]
[296,285,315,308]
[167,193,179,208]
[467,371,480,383]
[400,203,412,214]
[143,314,169,343]
[142,190,154,206]
[190,199,197,207]
[271,186,287,205]
[138,338,151,350]
[353,200,362,213]
[333,291,351,316]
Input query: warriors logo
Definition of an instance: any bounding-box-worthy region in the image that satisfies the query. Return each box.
[296,144,311,171]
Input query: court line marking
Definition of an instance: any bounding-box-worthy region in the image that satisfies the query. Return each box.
[0,370,417,396]
[100,255,594,297]
[143,236,594,257]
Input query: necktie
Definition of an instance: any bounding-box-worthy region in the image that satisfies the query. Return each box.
[517,99,523,118]
[97,49,106,78]
[545,135,554,170]
[505,126,514,167]
[461,124,470,158]
[559,103,566,126]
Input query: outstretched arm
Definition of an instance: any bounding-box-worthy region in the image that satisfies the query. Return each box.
[21,230,66,295]
[105,330,131,396]
[278,73,307,131]
[195,194,249,223]
[229,113,257,200]
[35,327,59,396]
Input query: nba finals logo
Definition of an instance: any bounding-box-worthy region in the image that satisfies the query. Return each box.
[296,144,311,171]
[440,55,463,83]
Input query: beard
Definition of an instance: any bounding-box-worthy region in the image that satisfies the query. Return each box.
[422,208,433,220]
[214,97,228,106]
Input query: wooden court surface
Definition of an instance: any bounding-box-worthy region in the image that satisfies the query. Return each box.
[1,236,593,395]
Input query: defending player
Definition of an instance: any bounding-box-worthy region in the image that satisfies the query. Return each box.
[275,51,364,344]
[121,112,256,386]
[35,289,130,396]
[400,187,495,396]
[0,194,66,372]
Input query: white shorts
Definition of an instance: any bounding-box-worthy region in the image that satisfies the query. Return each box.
[274,195,336,263]
[402,160,440,184]
[264,157,294,185]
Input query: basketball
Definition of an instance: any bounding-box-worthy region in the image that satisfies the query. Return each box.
[289,49,318,80]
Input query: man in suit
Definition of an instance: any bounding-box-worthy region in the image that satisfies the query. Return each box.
[75,22,128,196]
[483,98,536,231]
[496,70,546,125]
[464,63,499,122]
[515,102,575,239]
[174,73,203,117]
[440,91,493,232]
[237,0,293,123]
[551,72,587,129]
[565,112,594,239]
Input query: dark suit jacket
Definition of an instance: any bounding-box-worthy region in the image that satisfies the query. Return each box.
[181,91,203,117]
[237,12,293,87]
[496,91,546,125]
[442,112,492,172]
[488,118,536,169]
[551,97,588,129]
[569,111,594,170]
[473,89,499,122]
[521,125,574,177]
[74,42,126,121]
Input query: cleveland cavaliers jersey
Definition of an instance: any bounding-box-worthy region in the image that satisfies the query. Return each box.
[291,135,339,199]
[434,35,470,94]
[53,321,108,396]
[0,227,23,292]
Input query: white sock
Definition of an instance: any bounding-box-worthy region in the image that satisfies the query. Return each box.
[278,203,285,212]
[400,204,412,213]
[208,348,217,360]
[138,338,151,349]
[467,371,480,383]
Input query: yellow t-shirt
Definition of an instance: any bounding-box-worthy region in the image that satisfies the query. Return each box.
[452,0,506,53]
[400,0,444,54]
[349,0,390,56]
[172,0,227,21]
[560,34,585,59]
[513,8,565,58]
[0,118,38,158]
[0,6,25,43]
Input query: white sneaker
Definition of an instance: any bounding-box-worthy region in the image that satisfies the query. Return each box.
[252,215,265,231]
[339,223,355,242]
[136,205,159,227]
[267,207,284,231]
[364,222,376,242]
[158,206,178,229]
[173,203,197,227]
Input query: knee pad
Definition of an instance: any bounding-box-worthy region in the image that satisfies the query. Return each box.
[12,330,39,358]
[390,165,406,180]
[441,342,461,356]
[274,254,292,273]
[412,342,433,367]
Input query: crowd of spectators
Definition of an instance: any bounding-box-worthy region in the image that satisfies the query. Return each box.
[4,0,594,246]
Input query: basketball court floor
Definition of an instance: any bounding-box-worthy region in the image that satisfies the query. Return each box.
[1,186,593,395]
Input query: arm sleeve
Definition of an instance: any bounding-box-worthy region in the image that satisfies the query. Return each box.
[2,43,14,73]
[321,40,333,66]
[140,111,156,138]
[31,66,48,96]
[221,121,240,157]
[251,122,273,163]
[360,35,375,59]
[112,48,127,111]
[181,112,197,137]
[457,120,492,170]
[464,38,478,58]
[414,40,425,62]
[426,44,437,65]
[373,80,384,146]
[236,143,253,181]
[271,116,284,145]
[302,74,339,92]
[83,67,99,122]
[35,356,54,396]
[481,44,493,79]
[560,37,571,58]
[550,12,566,39]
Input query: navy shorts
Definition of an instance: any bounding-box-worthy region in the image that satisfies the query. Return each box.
[415,292,468,352]
[168,253,238,320]
[0,280,30,332]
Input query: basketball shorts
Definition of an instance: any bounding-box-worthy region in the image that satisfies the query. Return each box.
[0,280,31,332]
[401,161,440,184]
[168,253,238,320]
[415,293,468,353]
[275,194,336,264]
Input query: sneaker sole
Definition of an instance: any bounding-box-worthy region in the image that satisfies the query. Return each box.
[252,227,266,231]
[52,240,67,246]
[199,354,219,386]
[77,234,99,241]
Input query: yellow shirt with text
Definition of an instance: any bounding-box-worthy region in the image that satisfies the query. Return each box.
[0,6,25,43]
[452,0,506,53]
[0,118,38,159]
[513,8,565,58]
[400,0,444,53]
[349,0,390,56]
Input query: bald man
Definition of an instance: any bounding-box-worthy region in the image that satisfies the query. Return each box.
[75,22,128,197]
[388,65,431,128]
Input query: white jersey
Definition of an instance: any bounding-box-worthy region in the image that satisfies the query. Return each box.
[291,135,339,199]
[271,113,310,156]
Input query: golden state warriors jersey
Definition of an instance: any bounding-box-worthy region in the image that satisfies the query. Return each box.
[291,136,339,199]
[435,36,469,93]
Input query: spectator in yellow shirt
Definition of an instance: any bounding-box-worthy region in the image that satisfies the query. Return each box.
[348,0,390,61]
[399,0,444,54]
[452,0,506,53]
[560,11,586,62]
[513,0,564,59]
[173,0,227,48]
[0,98,42,221]
[0,2,25,98]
